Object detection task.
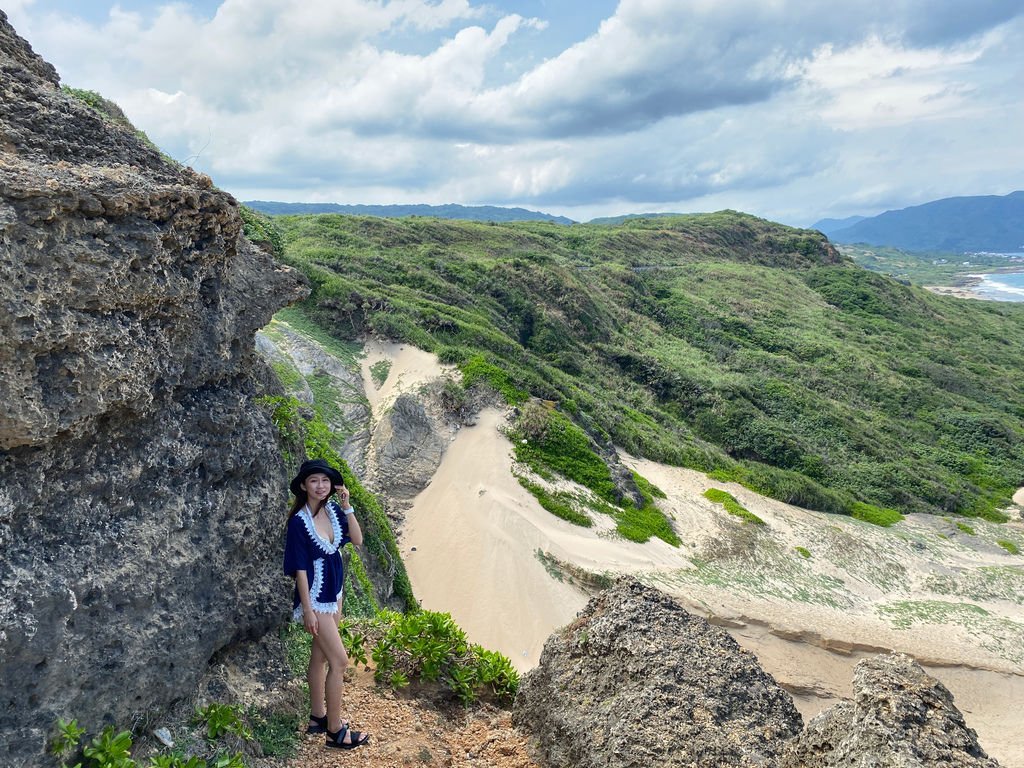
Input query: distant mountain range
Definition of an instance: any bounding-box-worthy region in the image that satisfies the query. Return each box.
[244,201,575,225]
[814,191,1024,252]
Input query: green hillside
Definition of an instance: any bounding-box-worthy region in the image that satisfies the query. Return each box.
[259,210,1024,521]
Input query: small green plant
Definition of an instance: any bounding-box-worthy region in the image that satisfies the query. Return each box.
[52,718,87,766]
[956,521,976,535]
[208,754,245,768]
[795,546,811,559]
[997,539,1021,555]
[194,704,252,741]
[83,727,134,768]
[369,359,392,388]
[341,621,369,666]
[850,502,903,527]
[704,488,765,525]
[249,709,301,759]
[517,476,592,527]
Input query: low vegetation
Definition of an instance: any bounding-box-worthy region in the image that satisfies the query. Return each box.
[704,488,765,525]
[264,212,1024,522]
[997,539,1021,555]
[511,402,679,544]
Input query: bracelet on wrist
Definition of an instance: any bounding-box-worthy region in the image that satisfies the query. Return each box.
[343,507,355,515]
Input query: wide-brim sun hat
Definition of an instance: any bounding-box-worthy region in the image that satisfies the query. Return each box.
[290,458,344,497]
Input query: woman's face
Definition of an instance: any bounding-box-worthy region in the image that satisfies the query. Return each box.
[302,472,333,502]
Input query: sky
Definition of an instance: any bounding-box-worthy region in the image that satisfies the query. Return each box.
[5,0,1024,225]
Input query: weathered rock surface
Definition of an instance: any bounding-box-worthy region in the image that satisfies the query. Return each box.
[0,12,306,766]
[781,653,1000,768]
[369,392,446,503]
[513,578,804,767]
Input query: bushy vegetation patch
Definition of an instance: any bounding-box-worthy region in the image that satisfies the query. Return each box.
[239,205,285,257]
[516,476,592,527]
[956,521,976,535]
[369,359,391,388]
[850,502,904,528]
[365,610,519,704]
[703,488,765,525]
[510,403,679,544]
[511,405,618,502]
[795,546,811,559]
[271,212,1024,521]
[997,539,1021,555]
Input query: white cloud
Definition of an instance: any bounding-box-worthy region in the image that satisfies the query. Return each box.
[6,0,1024,223]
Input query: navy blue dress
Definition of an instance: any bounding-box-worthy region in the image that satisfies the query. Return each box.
[283,501,352,621]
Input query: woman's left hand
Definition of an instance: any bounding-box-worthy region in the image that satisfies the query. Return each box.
[335,484,350,507]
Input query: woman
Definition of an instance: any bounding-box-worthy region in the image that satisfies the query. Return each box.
[283,458,371,750]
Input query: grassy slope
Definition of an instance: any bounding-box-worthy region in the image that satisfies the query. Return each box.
[264,211,1024,521]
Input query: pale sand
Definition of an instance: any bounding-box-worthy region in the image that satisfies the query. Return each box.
[360,338,455,419]
[382,348,1024,764]
[401,408,589,669]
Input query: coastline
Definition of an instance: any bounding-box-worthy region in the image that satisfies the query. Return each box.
[925,269,1024,301]
[924,273,988,300]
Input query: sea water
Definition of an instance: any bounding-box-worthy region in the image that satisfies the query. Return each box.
[976,271,1024,302]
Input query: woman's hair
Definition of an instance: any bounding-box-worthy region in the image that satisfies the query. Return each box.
[287,486,331,519]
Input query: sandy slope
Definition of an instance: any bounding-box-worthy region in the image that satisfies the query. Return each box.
[357,343,1024,766]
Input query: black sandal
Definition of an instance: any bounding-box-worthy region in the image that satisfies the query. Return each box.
[306,714,328,734]
[326,724,370,750]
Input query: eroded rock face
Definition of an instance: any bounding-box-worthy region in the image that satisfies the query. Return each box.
[369,393,446,503]
[781,653,1000,768]
[0,12,306,765]
[513,578,803,768]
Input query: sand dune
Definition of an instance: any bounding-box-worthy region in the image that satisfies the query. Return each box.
[360,346,1024,766]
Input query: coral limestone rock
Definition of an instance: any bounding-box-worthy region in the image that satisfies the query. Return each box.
[0,12,306,766]
[513,578,803,767]
[781,653,1000,768]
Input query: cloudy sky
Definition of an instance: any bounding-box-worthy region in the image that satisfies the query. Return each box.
[6,0,1024,225]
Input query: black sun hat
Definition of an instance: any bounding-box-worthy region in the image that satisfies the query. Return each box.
[290,458,344,497]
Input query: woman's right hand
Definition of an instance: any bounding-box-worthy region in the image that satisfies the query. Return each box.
[303,608,319,636]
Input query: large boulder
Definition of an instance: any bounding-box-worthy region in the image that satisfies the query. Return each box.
[781,653,1000,768]
[369,392,446,503]
[0,12,306,766]
[513,578,803,767]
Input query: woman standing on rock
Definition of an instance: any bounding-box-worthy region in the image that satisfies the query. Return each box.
[283,458,371,750]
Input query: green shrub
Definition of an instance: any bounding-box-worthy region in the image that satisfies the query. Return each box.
[795,546,811,559]
[460,355,528,404]
[511,408,617,502]
[516,476,592,527]
[850,502,904,527]
[956,521,975,535]
[370,610,519,705]
[703,488,765,525]
[997,539,1021,555]
[369,359,391,388]
[194,704,251,741]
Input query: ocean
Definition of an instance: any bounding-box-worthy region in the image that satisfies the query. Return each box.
[975,271,1024,302]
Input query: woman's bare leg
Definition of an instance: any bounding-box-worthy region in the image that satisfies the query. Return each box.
[307,641,327,722]
[310,612,350,733]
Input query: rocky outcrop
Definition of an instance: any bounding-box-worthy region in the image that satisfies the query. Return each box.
[368,393,446,505]
[513,578,804,767]
[781,653,1000,768]
[0,12,306,766]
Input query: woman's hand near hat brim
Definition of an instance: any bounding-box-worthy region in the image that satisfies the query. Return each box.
[335,484,350,508]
